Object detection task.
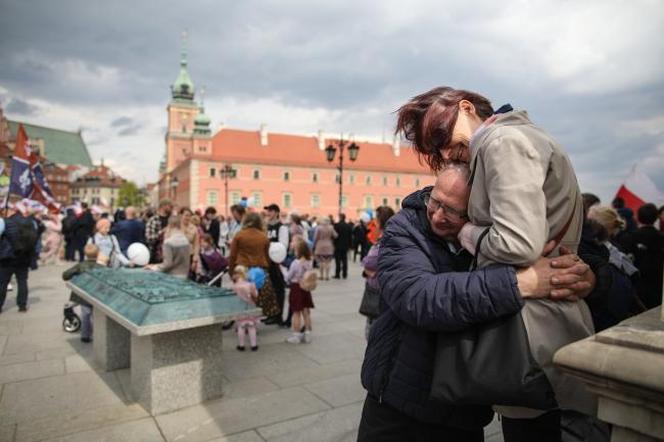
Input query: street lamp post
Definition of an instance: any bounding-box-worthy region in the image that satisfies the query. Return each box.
[325,134,359,216]
[170,175,179,201]
[219,164,237,217]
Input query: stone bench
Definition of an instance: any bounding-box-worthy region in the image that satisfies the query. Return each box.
[67,267,259,415]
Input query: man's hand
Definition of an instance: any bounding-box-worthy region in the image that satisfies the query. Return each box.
[549,246,595,300]
[516,245,595,300]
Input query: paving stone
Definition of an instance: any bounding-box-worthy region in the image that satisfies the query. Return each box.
[0,359,65,385]
[220,344,320,382]
[221,376,280,399]
[303,373,365,408]
[14,403,149,442]
[41,417,163,442]
[291,332,366,365]
[156,387,330,442]
[0,335,7,355]
[64,353,100,373]
[0,371,128,425]
[0,351,34,367]
[257,401,362,442]
[3,333,83,356]
[35,345,83,361]
[205,431,264,442]
[267,359,361,389]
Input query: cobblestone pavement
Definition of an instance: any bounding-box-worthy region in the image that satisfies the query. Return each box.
[0,260,502,442]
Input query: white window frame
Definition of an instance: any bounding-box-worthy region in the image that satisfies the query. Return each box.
[283,193,292,209]
[311,194,321,208]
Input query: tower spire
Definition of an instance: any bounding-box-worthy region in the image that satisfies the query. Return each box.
[171,30,195,101]
[180,30,188,67]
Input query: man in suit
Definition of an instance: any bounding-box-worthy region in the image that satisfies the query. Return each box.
[333,213,353,279]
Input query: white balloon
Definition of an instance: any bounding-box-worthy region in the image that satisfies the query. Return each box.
[127,243,150,266]
[269,242,287,264]
[359,211,371,223]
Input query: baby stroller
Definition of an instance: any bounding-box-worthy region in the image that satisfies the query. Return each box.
[198,248,229,287]
[62,302,81,333]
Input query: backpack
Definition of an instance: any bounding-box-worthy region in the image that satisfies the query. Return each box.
[6,217,38,257]
[300,269,318,292]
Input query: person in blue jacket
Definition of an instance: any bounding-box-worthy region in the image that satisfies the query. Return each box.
[358,164,594,441]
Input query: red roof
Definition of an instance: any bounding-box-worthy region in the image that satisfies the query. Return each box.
[208,129,430,174]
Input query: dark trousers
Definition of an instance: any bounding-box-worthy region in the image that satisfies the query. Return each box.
[64,239,76,261]
[502,410,561,442]
[357,394,484,442]
[334,248,348,278]
[74,237,87,262]
[0,265,29,308]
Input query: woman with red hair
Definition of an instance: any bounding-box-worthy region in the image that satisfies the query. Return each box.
[394,87,597,441]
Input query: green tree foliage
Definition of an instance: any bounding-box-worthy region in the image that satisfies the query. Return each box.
[118,181,144,208]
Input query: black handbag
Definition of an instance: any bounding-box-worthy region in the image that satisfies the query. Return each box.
[430,311,558,409]
[358,284,380,318]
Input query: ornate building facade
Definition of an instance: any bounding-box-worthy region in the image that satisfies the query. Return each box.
[158,38,433,218]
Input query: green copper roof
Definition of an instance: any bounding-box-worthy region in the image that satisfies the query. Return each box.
[194,106,211,135]
[70,268,254,333]
[8,120,93,167]
[171,33,195,101]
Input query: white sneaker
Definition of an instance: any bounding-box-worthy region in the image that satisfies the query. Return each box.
[7,283,12,291]
[285,333,303,344]
[303,331,312,344]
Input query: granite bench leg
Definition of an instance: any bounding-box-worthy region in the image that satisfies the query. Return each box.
[93,310,131,371]
[130,324,224,415]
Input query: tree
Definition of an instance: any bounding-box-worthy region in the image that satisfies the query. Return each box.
[118,181,144,208]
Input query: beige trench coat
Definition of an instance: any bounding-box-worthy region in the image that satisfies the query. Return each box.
[465,110,596,418]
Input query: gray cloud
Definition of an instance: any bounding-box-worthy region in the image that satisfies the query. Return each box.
[117,124,143,137]
[111,116,133,127]
[5,98,40,115]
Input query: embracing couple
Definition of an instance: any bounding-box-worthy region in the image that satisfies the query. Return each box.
[359,87,604,442]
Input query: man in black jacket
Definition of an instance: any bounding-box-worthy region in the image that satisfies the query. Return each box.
[0,207,38,313]
[620,203,664,308]
[333,213,352,279]
[73,203,95,262]
[358,165,593,441]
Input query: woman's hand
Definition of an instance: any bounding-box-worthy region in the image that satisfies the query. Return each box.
[516,244,594,299]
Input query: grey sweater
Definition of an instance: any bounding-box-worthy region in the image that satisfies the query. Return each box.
[158,231,191,279]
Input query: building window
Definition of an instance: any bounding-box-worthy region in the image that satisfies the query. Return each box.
[382,197,389,206]
[311,194,320,208]
[415,178,420,187]
[182,125,187,133]
[230,192,241,205]
[199,145,207,153]
[349,174,355,185]
[382,176,388,186]
[283,193,292,209]
[395,197,402,208]
[209,167,216,178]
[341,195,348,208]
[252,192,262,207]
[396,176,401,187]
[335,174,340,184]
[364,195,374,209]
[312,172,318,183]
[253,169,260,180]
[207,191,218,206]
[366,175,372,186]
[283,171,290,182]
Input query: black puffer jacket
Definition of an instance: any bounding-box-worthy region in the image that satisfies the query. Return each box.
[360,187,525,429]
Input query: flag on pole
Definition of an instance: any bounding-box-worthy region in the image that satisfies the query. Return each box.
[8,124,60,213]
[614,164,664,212]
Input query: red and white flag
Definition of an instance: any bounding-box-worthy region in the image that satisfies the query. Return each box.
[614,164,664,212]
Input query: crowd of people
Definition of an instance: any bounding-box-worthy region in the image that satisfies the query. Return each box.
[0,198,386,350]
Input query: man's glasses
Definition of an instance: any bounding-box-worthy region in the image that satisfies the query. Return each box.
[423,193,468,220]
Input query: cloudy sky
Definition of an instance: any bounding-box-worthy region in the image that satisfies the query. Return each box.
[1,0,663,202]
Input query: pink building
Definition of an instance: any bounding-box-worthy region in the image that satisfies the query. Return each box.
[158,38,433,218]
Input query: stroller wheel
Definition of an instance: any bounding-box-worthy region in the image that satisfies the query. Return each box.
[63,315,81,333]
